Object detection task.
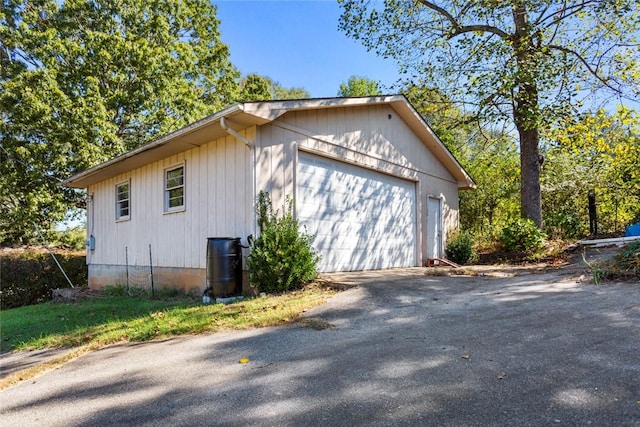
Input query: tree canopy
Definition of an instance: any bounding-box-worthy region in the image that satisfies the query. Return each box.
[542,107,640,237]
[239,73,310,102]
[401,81,639,242]
[339,0,640,227]
[337,75,382,97]
[402,82,521,240]
[1,0,239,244]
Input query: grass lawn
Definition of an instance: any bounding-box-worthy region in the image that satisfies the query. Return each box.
[1,285,338,353]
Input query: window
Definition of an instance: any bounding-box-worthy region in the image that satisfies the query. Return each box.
[115,181,130,220]
[165,165,185,212]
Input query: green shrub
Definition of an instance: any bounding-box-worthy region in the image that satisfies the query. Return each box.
[0,248,88,309]
[247,192,319,293]
[543,210,585,240]
[51,227,87,251]
[500,218,546,253]
[445,231,477,265]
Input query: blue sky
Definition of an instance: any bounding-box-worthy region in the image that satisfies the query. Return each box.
[215,1,402,97]
[61,1,401,230]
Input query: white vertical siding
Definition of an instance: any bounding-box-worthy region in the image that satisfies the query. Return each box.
[86,102,460,273]
[207,136,218,237]
[87,129,254,270]
[223,135,236,236]
[256,123,294,209]
[254,104,459,267]
[198,144,209,256]
[187,148,198,268]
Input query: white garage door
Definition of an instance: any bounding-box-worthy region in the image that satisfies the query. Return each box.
[297,152,417,272]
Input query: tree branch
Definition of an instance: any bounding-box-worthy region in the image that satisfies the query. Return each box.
[534,0,601,28]
[547,44,620,93]
[453,24,511,39]
[414,0,510,39]
[531,3,552,28]
[455,1,476,21]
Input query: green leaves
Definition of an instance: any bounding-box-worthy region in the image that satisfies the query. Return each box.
[542,107,640,236]
[402,81,522,239]
[247,192,320,294]
[445,231,477,265]
[337,75,382,97]
[500,218,546,254]
[339,0,639,226]
[1,0,240,244]
[238,73,310,102]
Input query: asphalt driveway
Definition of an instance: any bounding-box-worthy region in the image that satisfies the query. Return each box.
[1,267,639,426]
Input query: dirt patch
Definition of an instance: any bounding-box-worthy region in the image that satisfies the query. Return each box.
[51,287,105,303]
[297,317,336,330]
[422,245,624,282]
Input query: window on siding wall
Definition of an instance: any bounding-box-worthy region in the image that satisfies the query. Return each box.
[164,165,185,212]
[115,181,130,220]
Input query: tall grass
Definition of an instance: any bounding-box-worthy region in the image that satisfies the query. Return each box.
[586,241,640,284]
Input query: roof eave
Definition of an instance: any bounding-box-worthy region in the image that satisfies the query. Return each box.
[64,95,475,190]
[63,104,250,188]
[388,98,476,190]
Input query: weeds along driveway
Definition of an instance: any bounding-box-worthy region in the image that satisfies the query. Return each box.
[1,270,639,426]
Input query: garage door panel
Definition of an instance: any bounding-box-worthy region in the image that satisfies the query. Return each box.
[297,152,417,272]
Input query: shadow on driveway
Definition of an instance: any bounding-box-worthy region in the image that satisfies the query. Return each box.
[1,270,639,426]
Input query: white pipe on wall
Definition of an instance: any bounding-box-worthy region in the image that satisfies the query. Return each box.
[220,117,257,245]
[220,117,254,149]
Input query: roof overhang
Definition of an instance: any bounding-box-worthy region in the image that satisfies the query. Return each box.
[64,95,475,189]
[63,104,267,188]
[387,98,475,189]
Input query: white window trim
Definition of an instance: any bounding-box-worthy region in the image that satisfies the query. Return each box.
[164,162,186,213]
[115,179,131,222]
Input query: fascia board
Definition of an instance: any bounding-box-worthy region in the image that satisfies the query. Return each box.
[63,104,249,188]
[389,98,476,189]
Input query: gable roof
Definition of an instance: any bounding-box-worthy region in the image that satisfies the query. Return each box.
[63,95,475,189]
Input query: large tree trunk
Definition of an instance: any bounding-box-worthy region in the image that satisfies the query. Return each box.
[512,2,543,228]
[516,122,542,227]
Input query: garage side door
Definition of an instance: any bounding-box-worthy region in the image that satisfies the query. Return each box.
[297,152,417,272]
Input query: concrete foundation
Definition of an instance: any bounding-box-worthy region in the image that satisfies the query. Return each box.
[88,264,253,296]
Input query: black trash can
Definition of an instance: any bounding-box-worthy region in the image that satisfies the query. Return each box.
[206,237,242,297]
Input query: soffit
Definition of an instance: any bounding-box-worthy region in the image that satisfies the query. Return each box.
[64,95,475,190]
[63,108,267,188]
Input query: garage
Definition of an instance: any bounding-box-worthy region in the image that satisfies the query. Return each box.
[66,96,474,290]
[297,151,417,272]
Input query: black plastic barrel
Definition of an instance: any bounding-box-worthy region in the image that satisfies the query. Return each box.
[206,237,242,297]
